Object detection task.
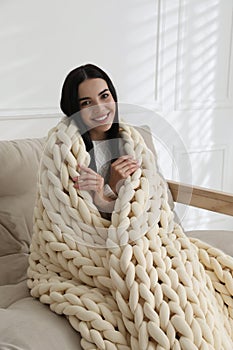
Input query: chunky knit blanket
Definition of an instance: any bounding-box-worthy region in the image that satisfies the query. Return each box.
[28,118,233,349]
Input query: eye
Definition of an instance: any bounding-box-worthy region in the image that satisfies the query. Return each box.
[101,93,110,99]
[80,100,91,107]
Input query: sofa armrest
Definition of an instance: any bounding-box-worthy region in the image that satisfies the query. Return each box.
[167,180,233,216]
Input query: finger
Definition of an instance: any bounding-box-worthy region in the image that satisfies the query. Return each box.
[111,155,135,166]
[75,174,103,182]
[113,160,138,173]
[74,179,100,189]
[121,160,139,169]
[78,164,98,176]
[123,162,140,175]
[72,175,94,182]
[74,178,98,185]
[125,165,140,176]
[79,175,97,182]
[114,161,139,175]
[119,161,140,172]
[75,180,103,189]
[74,185,98,191]
[75,173,100,182]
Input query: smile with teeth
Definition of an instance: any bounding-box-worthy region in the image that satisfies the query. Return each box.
[93,113,109,122]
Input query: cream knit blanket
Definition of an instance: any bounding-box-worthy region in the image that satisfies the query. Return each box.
[28,118,233,349]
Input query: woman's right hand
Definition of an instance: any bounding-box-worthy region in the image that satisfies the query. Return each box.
[108,155,140,194]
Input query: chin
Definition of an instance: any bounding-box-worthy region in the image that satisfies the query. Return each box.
[99,123,112,132]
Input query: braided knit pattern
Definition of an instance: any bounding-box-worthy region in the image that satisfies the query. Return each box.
[28,118,233,349]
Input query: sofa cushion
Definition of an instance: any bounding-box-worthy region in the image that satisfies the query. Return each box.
[0,296,82,350]
[0,281,30,308]
[0,253,29,286]
[0,138,44,285]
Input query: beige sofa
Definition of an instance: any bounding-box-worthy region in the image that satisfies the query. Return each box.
[0,137,232,350]
[0,138,82,350]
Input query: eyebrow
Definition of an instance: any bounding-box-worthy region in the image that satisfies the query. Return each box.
[78,88,109,101]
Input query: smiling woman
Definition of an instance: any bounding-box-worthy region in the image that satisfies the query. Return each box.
[60,64,140,216]
[26,62,233,350]
[78,78,116,140]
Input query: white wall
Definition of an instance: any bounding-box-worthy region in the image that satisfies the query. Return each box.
[0,0,158,139]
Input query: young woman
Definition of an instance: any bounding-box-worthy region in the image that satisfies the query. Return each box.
[60,64,140,216]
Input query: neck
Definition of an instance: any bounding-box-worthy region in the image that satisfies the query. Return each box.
[90,131,106,141]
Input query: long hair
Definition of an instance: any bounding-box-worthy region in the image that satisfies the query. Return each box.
[60,64,120,171]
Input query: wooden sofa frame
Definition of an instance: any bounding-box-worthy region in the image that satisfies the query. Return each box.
[167,180,233,216]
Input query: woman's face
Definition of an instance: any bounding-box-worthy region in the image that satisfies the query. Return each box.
[78,78,116,140]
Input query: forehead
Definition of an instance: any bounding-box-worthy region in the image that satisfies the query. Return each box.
[78,78,108,97]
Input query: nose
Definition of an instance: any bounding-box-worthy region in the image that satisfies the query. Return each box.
[92,100,106,114]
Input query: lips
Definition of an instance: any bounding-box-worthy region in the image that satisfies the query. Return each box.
[92,113,109,123]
